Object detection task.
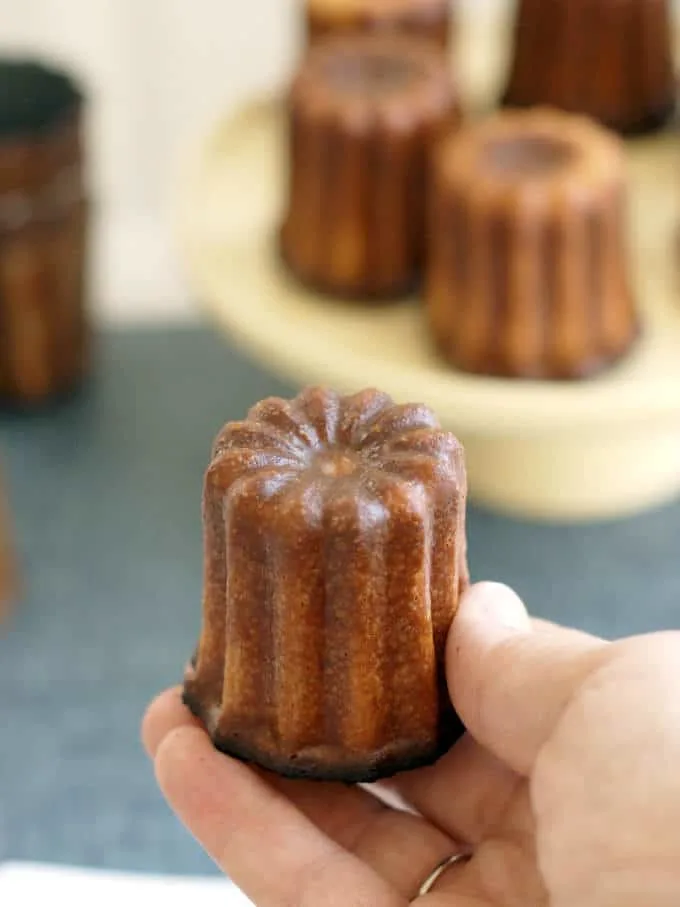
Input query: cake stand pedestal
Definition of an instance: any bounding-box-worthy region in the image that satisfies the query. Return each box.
[175,16,680,523]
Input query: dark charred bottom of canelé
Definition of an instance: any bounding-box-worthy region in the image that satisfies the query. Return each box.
[500,94,677,138]
[433,318,642,382]
[182,687,466,783]
[278,231,421,302]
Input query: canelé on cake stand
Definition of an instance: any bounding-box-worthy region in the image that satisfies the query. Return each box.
[502,0,676,135]
[280,33,460,300]
[184,387,469,782]
[306,0,453,50]
[176,12,680,521]
[426,108,640,380]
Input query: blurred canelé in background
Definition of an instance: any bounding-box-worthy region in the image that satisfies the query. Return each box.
[0,58,90,408]
[280,32,460,299]
[279,0,659,383]
[426,108,640,380]
[305,0,454,51]
[502,0,676,135]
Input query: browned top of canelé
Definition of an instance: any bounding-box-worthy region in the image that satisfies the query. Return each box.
[308,0,449,24]
[207,387,466,516]
[436,108,625,199]
[0,58,84,197]
[290,33,455,127]
[309,0,447,13]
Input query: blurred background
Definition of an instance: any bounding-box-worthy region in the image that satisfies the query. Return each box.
[0,0,678,898]
[0,0,499,324]
[1,0,297,323]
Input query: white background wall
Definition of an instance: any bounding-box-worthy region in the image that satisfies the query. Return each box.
[0,0,499,323]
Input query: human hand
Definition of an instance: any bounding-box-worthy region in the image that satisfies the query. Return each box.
[142,583,680,906]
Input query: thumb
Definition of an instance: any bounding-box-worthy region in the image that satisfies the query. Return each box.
[447,582,609,776]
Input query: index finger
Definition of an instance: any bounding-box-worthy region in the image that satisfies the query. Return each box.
[149,710,404,907]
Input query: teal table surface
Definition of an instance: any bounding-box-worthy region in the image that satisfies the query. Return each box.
[1,325,678,875]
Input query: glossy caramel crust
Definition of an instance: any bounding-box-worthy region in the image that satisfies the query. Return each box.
[280,34,460,300]
[426,109,640,380]
[184,387,469,782]
[0,110,90,406]
[502,0,675,135]
[306,0,452,50]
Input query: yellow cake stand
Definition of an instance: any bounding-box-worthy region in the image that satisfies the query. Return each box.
[175,13,680,523]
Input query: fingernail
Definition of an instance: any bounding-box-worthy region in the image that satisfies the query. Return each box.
[460,582,531,632]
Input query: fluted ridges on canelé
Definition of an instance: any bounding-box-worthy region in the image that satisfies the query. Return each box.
[503,0,675,135]
[281,34,460,299]
[185,387,468,781]
[426,109,639,380]
[306,0,452,50]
